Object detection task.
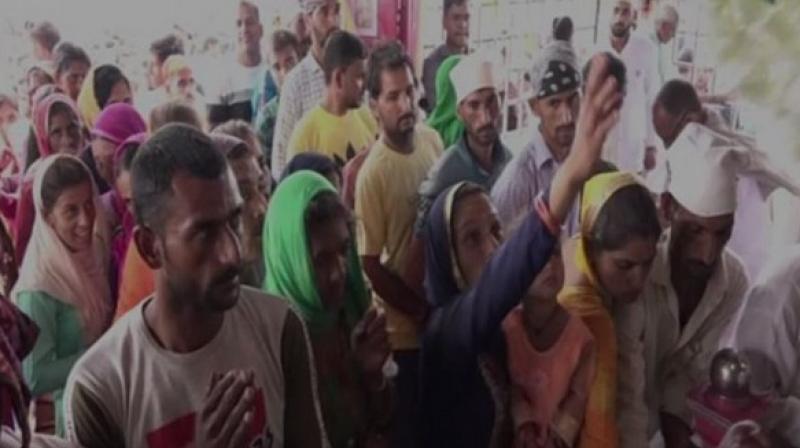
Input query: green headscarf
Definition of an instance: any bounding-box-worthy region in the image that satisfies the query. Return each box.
[426,55,465,149]
[263,171,369,334]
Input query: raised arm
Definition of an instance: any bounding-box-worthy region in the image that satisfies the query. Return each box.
[430,54,623,368]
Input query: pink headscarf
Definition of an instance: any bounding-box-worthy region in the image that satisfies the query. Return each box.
[12,154,112,343]
[91,103,146,146]
[107,132,147,278]
[32,93,81,158]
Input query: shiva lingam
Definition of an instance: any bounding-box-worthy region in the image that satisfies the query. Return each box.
[687,348,771,447]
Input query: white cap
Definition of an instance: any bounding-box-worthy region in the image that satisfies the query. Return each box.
[667,122,800,217]
[450,53,496,105]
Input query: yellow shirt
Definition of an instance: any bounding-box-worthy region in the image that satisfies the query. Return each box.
[355,124,444,350]
[286,104,378,168]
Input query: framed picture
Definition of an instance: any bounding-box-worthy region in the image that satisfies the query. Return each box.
[351,0,379,37]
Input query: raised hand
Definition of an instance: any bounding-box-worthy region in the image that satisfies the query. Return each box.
[567,54,623,182]
[548,54,623,225]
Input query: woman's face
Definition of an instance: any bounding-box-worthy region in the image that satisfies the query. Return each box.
[307,212,350,311]
[106,80,133,107]
[45,180,96,252]
[57,61,89,101]
[91,137,118,184]
[48,107,83,155]
[452,192,503,288]
[591,236,658,304]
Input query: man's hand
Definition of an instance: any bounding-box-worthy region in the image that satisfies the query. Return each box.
[644,145,657,171]
[198,370,256,448]
[352,308,391,391]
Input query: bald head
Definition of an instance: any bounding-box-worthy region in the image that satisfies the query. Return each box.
[653,79,704,147]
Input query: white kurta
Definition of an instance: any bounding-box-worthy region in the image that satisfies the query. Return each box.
[597,33,659,173]
[728,245,800,442]
[640,231,750,432]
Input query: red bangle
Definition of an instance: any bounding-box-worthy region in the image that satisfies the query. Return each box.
[534,195,561,236]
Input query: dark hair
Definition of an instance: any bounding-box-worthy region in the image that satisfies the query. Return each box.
[443,0,467,15]
[53,42,91,78]
[583,52,626,95]
[655,79,702,117]
[282,153,340,183]
[93,65,129,109]
[553,16,574,41]
[305,190,350,231]
[132,124,227,231]
[116,141,142,180]
[26,65,55,87]
[366,41,414,99]
[149,34,185,64]
[149,99,204,132]
[30,21,60,52]
[239,0,261,21]
[586,184,661,252]
[212,119,257,147]
[41,157,92,214]
[272,30,299,55]
[323,31,367,84]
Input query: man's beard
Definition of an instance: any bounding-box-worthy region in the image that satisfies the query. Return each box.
[611,23,630,38]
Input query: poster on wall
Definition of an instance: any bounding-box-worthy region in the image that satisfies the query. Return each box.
[351,0,379,37]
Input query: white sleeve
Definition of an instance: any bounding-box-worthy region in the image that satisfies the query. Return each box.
[643,40,660,148]
[271,78,301,176]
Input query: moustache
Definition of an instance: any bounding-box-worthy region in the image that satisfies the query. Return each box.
[212,266,241,287]
[685,260,714,276]
[399,113,416,125]
[556,124,575,134]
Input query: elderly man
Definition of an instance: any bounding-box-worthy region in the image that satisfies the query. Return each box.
[652,79,775,279]
[638,123,800,447]
[599,0,659,174]
[649,3,680,85]
[491,41,583,234]
[417,53,511,230]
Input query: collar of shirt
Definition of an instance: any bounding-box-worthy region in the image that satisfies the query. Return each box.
[454,133,509,178]
[299,53,324,77]
[527,125,560,172]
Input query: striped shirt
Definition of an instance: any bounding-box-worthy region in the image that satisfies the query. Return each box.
[271,54,326,175]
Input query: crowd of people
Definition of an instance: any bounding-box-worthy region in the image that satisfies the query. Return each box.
[0,0,799,447]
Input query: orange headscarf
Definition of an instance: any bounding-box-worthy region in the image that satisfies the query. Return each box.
[557,171,642,448]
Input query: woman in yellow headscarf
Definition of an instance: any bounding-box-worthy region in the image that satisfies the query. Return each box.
[558,172,662,447]
[77,64,133,129]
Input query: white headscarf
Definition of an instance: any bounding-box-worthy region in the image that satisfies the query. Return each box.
[13,154,112,343]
